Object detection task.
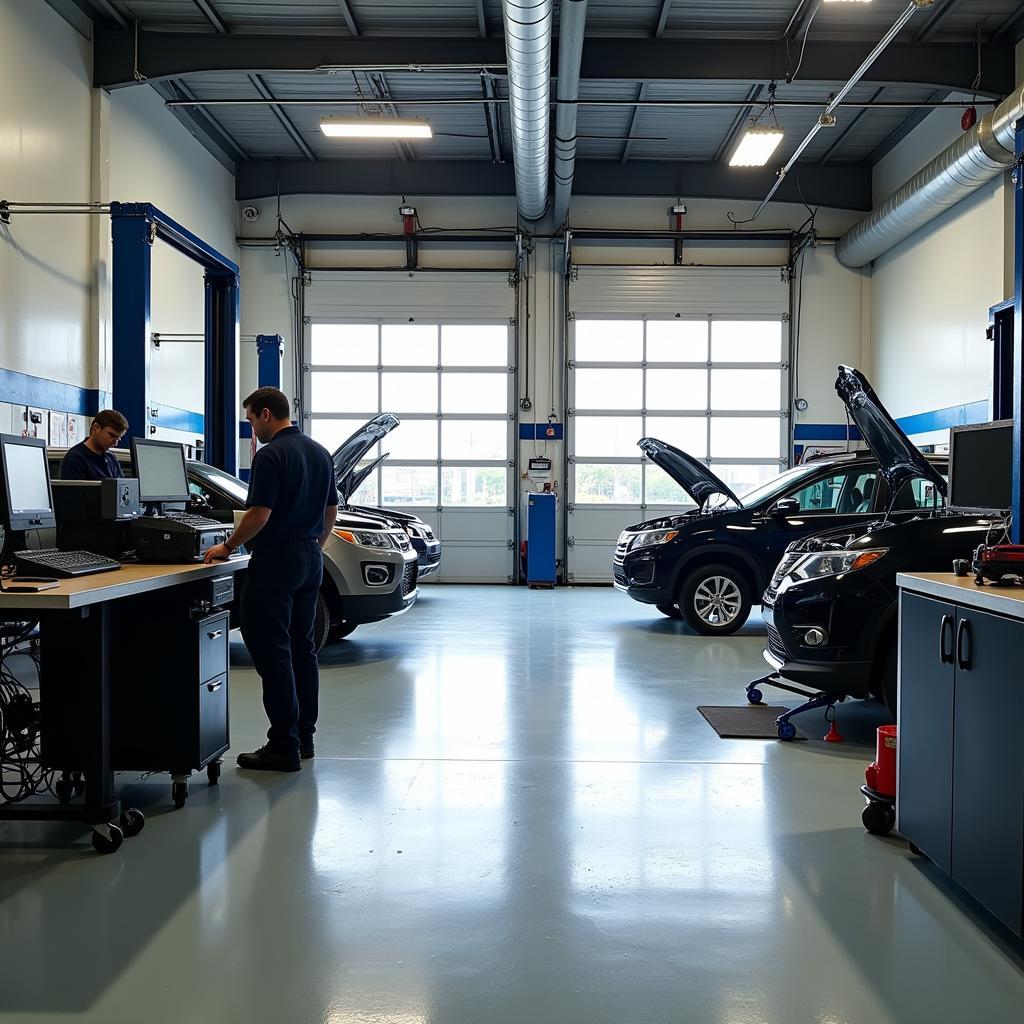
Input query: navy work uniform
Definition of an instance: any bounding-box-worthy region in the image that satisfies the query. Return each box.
[241,426,338,758]
[60,441,124,481]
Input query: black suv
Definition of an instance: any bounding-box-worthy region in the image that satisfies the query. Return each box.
[614,439,945,635]
[762,366,1002,718]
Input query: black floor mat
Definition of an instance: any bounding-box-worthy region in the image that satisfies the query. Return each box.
[697,704,792,739]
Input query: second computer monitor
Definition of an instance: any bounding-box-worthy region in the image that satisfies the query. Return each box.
[131,438,190,505]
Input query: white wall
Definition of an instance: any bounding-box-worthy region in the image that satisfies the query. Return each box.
[0,0,239,452]
[868,109,1009,447]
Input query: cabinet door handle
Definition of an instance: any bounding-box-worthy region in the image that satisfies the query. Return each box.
[955,618,972,671]
[207,680,223,692]
[939,614,954,664]
[207,630,223,640]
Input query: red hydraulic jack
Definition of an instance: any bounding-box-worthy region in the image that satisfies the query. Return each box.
[823,705,844,743]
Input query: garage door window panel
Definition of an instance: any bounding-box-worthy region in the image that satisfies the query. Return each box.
[711,417,781,460]
[381,324,438,366]
[441,467,507,507]
[711,320,783,362]
[442,373,508,414]
[645,369,707,411]
[310,372,379,414]
[311,323,378,366]
[574,464,643,504]
[710,368,783,412]
[441,420,507,461]
[575,368,643,410]
[442,325,508,367]
[574,320,644,362]
[382,372,439,414]
[310,418,376,456]
[643,416,708,459]
[645,320,709,362]
[575,417,644,459]
[381,465,438,506]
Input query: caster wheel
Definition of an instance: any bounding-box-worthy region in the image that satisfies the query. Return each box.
[172,782,188,809]
[862,801,896,836]
[119,808,145,838]
[747,688,763,705]
[91,824,124,854]
[55,777,75,804]
[777,721,797,741]
[207,761,222,786]
[908,841,926,858]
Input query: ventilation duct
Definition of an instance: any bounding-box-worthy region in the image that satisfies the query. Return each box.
[502,0,553,222]
[836,85,1024,268]
[552,0,588,229]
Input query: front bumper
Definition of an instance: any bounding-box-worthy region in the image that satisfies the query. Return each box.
[412,538,442,579]
[613,546,672,605]
[761,595,874,699]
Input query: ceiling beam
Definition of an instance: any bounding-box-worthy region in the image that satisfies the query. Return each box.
[90,0,128,28]
[713,84,763,164]
[337,1,360,37]
[192,0,227,34]
[236,159,873,210]
[783,0,819,41]
[152,79,247,171]
[94,31,1013,96]
[819,86,883,164]
[481,76,503,161]
[477,0,487,37]
[655,1,672,37]
[43,0,96,38]
[620,83,649,163]
[914,0,961,42]
[866,88,950,164]
[994,2,1024,42]
[249,74,317,161]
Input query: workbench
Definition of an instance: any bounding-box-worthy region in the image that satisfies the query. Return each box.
[897,572,1024,938]
[0,556,248,853]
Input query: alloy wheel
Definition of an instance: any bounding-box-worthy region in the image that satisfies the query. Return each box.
[693,575,743,627]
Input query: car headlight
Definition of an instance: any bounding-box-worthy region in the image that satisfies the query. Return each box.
[334,528,394,549]
[628,529,679,551]
[791,548,888,582]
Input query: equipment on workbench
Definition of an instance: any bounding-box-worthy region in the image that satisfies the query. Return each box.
[972,542,1024,585]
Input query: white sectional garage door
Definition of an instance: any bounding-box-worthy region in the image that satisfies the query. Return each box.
[566,266,790,583]
[304,271,516,582]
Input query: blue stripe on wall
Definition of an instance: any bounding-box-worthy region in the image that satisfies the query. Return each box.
[796,401,992,443]
[519,422,564,440]
[154,404,204,434]
[0,367,100,417]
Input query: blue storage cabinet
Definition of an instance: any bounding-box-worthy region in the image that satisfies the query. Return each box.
[527,493,557,587]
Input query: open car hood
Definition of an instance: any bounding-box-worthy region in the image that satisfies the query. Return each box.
[332,414,399,495]
[638,437,742,508]
[339,453,387,505]
[835,366,947,501]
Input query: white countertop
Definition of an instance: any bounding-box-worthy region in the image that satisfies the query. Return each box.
[898,572,1024,621]
[0,556,248,611]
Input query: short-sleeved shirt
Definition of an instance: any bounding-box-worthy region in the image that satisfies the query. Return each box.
[59,441,124,481]
[245,427,338,550]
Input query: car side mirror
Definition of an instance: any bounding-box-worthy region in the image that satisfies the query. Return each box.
[772,498,800,517]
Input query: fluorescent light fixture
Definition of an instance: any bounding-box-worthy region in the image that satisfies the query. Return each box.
[320,118,432,139]
[729,125,784,167]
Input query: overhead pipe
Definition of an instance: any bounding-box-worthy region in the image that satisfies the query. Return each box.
[836,84,1024,267]
[551,0,588,229]
[502,0,553,222]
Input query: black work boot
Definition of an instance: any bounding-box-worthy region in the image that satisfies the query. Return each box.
[236,744,301,773]
[300,740,315,760]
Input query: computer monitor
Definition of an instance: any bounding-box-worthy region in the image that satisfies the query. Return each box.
[130,438,190,505]
[949,419,1013,513]
[0,434,56,532]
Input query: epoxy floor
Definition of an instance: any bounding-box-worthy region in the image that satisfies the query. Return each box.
[2,586,1023,1023]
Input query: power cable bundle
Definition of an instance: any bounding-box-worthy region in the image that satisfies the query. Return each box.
[0,619,53,804]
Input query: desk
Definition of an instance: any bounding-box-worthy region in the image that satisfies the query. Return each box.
[897,572,1024,938]
[0,556,248,853]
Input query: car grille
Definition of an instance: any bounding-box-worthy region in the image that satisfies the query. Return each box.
[615,538,630,562]
[424,548,441,564]
[769,551,804,592]
[765,620,788,661]
[401,561,419,596]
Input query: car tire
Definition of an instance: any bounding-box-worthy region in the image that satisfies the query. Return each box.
[678,564,751,636]
[881,644,898,719]
[313,592,331,653]
[656,603,682,619]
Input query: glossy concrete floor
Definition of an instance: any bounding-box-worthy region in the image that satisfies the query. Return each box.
[2,586,1023,1024]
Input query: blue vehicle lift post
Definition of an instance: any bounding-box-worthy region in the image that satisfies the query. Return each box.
[110,202,240,474]
[256,334,284,390]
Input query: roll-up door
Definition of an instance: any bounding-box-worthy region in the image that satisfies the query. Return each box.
[304,271,517,583]
[566,265,791,583]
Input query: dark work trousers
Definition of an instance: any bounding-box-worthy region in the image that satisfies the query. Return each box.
[240,539,323,756]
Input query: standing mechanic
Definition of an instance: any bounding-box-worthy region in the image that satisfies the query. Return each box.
[59,410,128,480]
[205,387,338,772]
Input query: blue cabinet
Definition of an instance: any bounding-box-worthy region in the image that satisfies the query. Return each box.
[527,493,556,586]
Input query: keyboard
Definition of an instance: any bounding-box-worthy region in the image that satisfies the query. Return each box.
[160,512,223,529]
[14,548,122,579]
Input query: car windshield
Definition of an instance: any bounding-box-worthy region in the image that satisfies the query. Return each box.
[703,463,830,511]
[188,461,249,504]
